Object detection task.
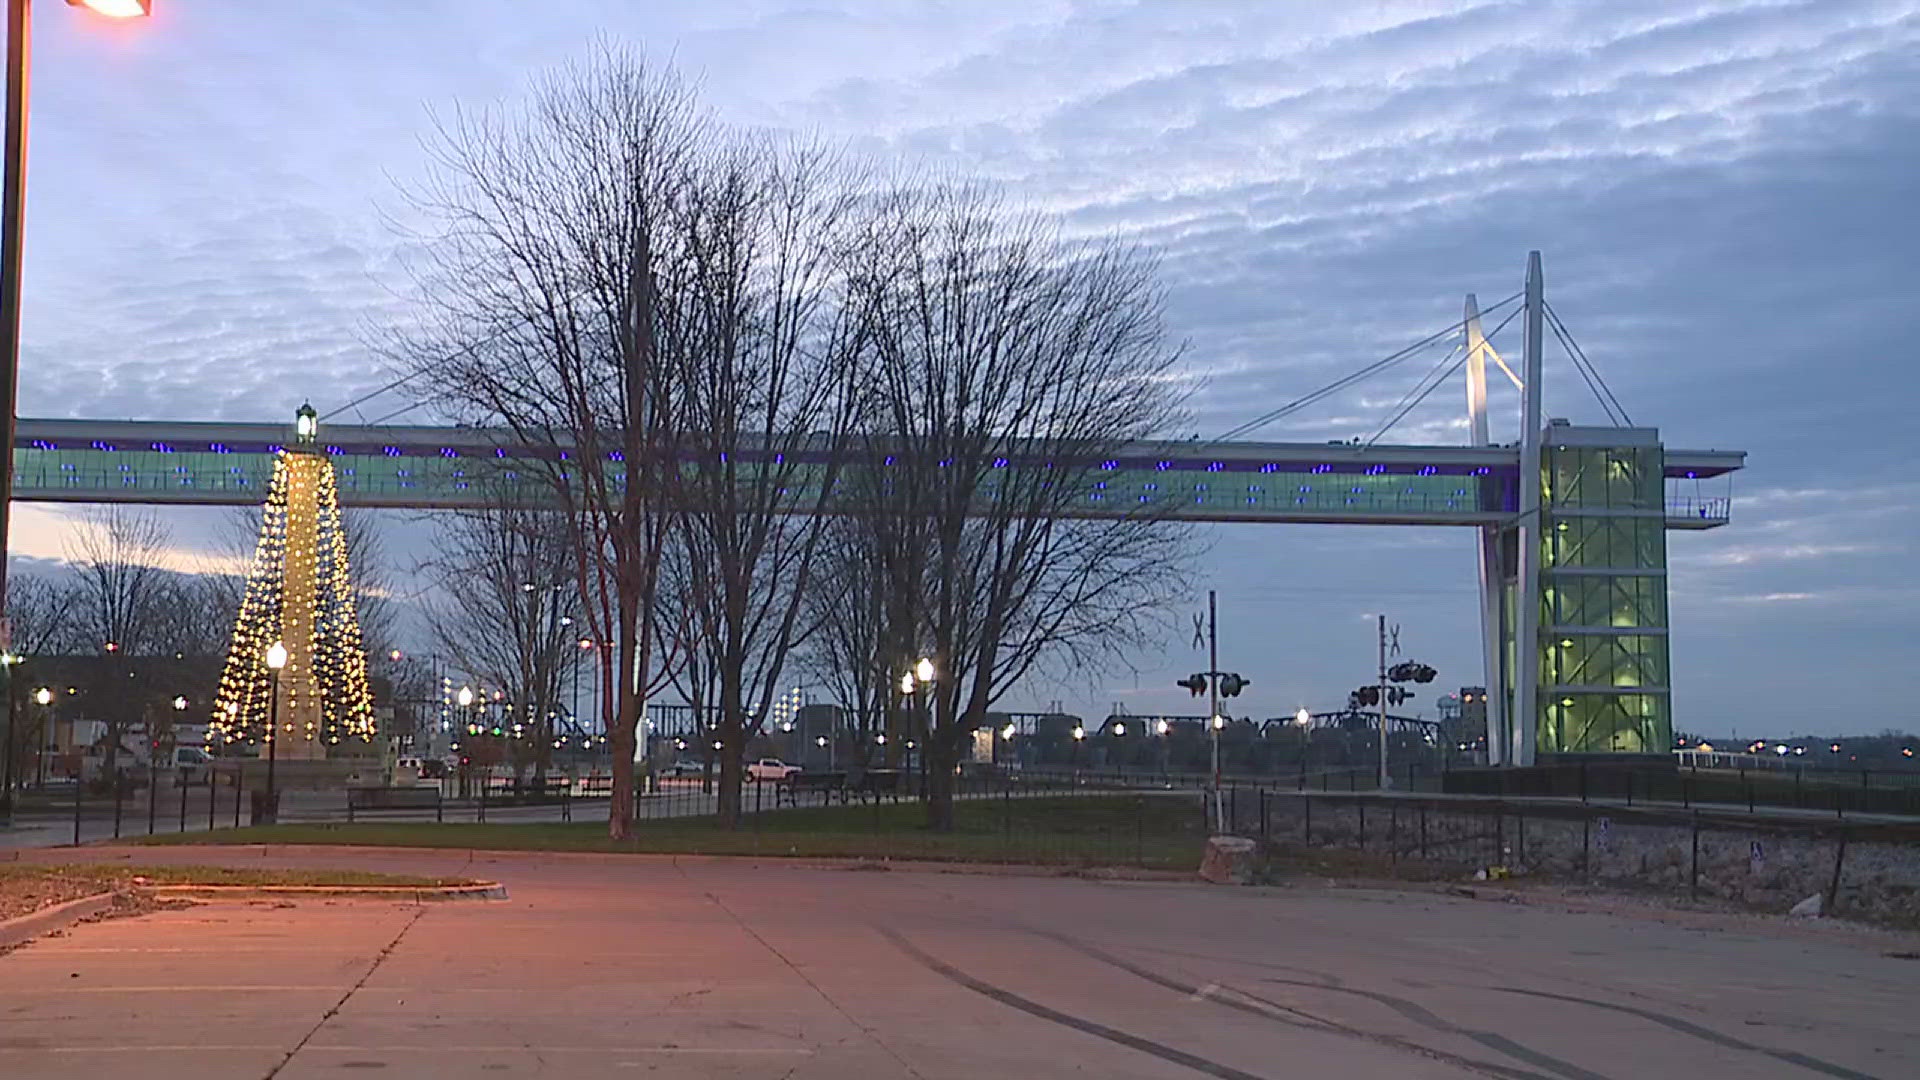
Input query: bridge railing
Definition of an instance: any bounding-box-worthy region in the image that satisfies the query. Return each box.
[1665,496,1730,523]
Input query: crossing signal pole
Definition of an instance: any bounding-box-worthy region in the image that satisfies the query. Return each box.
[1209,590,1221,826]
[1378,615,1390,791]
[1180,590,1249,830]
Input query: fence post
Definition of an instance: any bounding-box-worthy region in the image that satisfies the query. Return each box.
[1826,828,1849,914]
[1358,801,1366,850]
[1582,816,1590,877]
[479,774,488,823]
[233,773,242,828]
[1516,810,1525,869]
[1419,803,1427,858]
[1390,804,1398,865]
[73,772,82,846]
[1304,794,1312,845]
[1260,790,1269,840]
[1625,770,1633,807]
[178,778,188,833]
[148,772,157,836]
[208,775,216,832]
[1689,813,1700,901]
[1580,762,1588,804]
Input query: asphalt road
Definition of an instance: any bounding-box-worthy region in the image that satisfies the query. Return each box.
[2,845,1913,1079]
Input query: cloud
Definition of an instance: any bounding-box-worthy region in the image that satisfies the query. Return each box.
[10,0,1917,735]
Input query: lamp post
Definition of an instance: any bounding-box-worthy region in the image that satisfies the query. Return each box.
[32,684,48,787]
[0,0,153,793]
[0,650,18,819]
[263,640,286,823]
[900,657,935,798]
[457,685,475,797]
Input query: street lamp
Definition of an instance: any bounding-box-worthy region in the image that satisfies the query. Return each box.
[67,1,152,14]
[263,640,287,823]
[0,0,152,820]
[1295,707,1311,726]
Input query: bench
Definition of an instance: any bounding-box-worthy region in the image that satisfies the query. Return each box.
[852,769,907,803]
[346,785,444,822]
[776,771,848,807]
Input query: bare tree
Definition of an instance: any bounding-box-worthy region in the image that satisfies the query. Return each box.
[662,137,870,824]
[845,184,1193,829]
[148,574,235,659]
[421,500,580,789]
[65,507,174,657]
[397,44,702,837]
[798,518,893,764]
[3,573,78,797]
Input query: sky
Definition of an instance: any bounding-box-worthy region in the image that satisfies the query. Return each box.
[10,0,1919,739]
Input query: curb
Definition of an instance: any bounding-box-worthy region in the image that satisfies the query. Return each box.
[0,891,116,949]
[144,881,508,902]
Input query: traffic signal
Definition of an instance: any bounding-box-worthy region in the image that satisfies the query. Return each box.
[1353,685,1380,707]
[1386,687,1415,706]
[1389,661,1439,684]
[1218,673,1249,697]
[1176,673,1208,696]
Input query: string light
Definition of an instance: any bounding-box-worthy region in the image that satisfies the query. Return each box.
[209,432,377,752]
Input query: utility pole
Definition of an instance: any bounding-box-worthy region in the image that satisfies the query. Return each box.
[1378,615,1390,790]
[1208,590,1219,788]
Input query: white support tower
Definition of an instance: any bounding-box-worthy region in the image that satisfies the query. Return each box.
[1511,251,1546,767]
[1463,293,1507,765]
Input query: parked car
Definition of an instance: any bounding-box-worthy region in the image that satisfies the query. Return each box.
[746,758,801,783]
[660,759,706,779]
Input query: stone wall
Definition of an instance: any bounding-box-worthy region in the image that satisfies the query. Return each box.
[1224,788,1920,926]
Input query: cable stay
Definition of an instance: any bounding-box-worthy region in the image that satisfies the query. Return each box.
[1542,300,1633,427]
[1367,300,1524,447]
[1209,289,1522,444]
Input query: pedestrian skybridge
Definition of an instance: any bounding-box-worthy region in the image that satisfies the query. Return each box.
[12,417,1742,529]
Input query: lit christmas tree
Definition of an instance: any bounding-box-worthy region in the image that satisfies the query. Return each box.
[209,404,377,756]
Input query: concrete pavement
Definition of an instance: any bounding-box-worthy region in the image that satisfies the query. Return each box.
[2,845,1914,1078]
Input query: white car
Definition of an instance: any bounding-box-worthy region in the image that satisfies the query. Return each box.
[746,758,801,782]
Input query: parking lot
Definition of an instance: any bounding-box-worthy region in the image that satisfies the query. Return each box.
[2,844,1914,1078]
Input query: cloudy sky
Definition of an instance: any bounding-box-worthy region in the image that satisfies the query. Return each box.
[13,0,1919,738]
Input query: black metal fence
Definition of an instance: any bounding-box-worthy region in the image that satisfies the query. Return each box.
[1220,786,1920,925]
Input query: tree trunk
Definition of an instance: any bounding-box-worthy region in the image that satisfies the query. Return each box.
[924,720,959,832]
[717,737,744,828]
[608,712,636,839]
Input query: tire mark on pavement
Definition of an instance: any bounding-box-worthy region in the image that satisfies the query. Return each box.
[698,886,927,1080]
[263,904,425,1080]
[1487,987,1883,1080]
[1045,932,1556,1080]
[878,926,1268,1080]
[1258,978,1609,1080]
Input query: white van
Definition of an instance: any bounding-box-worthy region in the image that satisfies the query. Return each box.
[170,745,212,784]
